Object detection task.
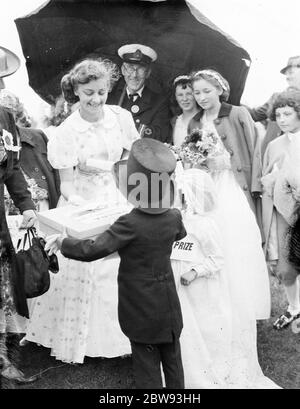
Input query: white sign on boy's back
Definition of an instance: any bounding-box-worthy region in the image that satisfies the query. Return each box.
[171,233,201,262]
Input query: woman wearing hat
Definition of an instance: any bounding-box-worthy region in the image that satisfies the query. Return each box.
[0,46,36,383]
[25,58,139,364]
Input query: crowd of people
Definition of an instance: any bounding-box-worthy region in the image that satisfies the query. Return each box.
[1,40,300,389]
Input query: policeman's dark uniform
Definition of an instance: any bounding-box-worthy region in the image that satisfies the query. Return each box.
[0,108,35,318]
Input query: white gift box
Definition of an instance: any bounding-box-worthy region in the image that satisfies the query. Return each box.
[37,202,132,240]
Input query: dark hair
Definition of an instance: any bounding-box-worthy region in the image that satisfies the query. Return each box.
[190,69,230,102]
[170,75,193,115]
[269,89,300,121]
[61,59,120,104]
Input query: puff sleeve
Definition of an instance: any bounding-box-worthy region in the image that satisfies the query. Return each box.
[47,121,78,169]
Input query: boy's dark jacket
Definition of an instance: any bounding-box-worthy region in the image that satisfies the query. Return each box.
[62,207,186,344]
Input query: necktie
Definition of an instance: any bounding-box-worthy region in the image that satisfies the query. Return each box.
[129,93,138,102]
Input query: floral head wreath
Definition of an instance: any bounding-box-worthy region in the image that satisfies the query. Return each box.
[175,167,218,215]
[193,70,228,92]
[173,75,191,86]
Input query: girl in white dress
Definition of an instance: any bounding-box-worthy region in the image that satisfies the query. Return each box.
[188,69,271,319]
[171,75,199,146]
[172,166,278,388]
[172,168,232,388]
[172,69,278,388]
[25,59,139,363]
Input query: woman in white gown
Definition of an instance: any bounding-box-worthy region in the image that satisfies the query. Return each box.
[172,69,278,388]
[25,59,139,363]
[172,168,232,388]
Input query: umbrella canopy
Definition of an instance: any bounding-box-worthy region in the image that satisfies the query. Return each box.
[15,0,251,105]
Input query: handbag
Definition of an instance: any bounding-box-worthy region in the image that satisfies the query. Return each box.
[16,227,59,298]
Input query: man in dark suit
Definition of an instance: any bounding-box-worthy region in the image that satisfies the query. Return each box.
[0,46,37,384]
[46,138,186,389]
[107,44,172,143]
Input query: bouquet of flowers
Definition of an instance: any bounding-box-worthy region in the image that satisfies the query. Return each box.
[170,128,220,167]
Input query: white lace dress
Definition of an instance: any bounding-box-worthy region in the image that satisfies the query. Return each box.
[202,124,276,388]
[172,214,233,389]
[25,106,139,363]
[173,123,279,388]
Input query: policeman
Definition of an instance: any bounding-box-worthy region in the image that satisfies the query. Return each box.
[0,46,37,384]
[107,44,171,143]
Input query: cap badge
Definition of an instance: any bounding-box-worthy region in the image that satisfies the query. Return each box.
[132,49,142,61]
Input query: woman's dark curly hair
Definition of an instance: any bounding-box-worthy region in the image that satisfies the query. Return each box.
[269,89,300,121]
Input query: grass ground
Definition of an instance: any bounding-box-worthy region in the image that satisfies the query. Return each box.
[257,276,300,389]
[3,276,300,389]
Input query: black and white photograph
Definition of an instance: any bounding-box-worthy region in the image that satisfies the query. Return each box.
[1,0,300,391]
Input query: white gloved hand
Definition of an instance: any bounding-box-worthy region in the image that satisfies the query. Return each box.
[68,194,86,206]
[45,228,68,255]
[20,209,37,229]
[45,234,62,255]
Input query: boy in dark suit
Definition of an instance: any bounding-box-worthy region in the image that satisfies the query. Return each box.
[46,138,186,389]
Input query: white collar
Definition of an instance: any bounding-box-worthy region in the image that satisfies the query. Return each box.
[67,105,117,133]
[286,130,300,141]
[126,86,144,98]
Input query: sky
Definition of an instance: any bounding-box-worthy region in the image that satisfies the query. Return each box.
[1,0,300,123]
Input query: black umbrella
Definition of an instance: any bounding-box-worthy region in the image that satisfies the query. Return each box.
[15,0,251,105]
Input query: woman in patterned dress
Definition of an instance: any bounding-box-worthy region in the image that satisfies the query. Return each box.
[25,59,139,363]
